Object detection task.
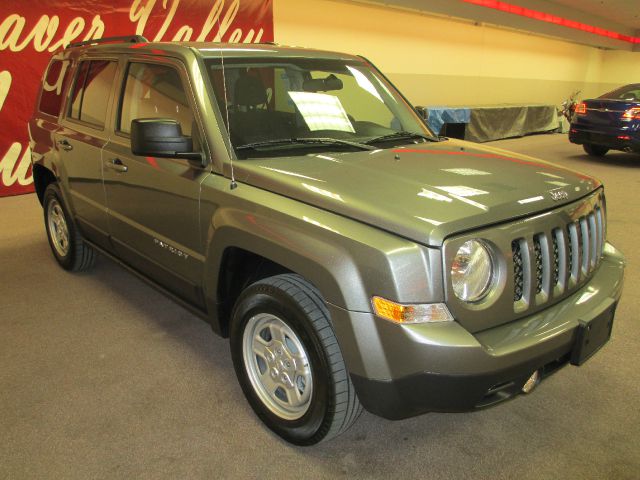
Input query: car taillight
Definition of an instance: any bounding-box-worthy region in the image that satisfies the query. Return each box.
[622,107,640,120]
[575,103,587,114]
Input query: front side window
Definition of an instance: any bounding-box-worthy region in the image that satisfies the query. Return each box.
[68,60,117,128]
[119,63,193,136]
[205,57,433,159]
[39,60,72,117]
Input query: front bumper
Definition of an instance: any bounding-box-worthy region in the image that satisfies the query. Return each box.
[329,243,625,420]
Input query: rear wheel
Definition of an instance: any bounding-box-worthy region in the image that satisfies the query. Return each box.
[230,274,362,445]
[583,144,609,157]
[43,183,95,271]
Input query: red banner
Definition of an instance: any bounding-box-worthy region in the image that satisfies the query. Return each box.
[0,0,273,197]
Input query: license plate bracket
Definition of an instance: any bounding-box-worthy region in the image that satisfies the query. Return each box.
[570,304,616,366]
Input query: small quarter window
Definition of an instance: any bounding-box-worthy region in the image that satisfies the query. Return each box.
[39,60,71,117]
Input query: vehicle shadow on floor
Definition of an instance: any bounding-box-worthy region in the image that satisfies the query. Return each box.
[90,252,233,365]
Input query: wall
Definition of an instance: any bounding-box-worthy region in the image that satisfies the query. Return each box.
[598,50,640,94]
[274,0,628,107]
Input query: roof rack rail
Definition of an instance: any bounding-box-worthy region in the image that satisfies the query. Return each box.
[67,35,148,49]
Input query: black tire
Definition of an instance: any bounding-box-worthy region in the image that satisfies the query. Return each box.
[230,274,362,445]
[583,144,609,157]
[43,183,95,272]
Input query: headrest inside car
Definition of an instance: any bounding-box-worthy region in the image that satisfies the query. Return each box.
[234,71,267,107]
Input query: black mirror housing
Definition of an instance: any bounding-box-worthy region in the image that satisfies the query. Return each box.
[131,118,201,162]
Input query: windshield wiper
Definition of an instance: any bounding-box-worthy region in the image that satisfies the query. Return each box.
[365,131,441,144]
[236,137,375,151]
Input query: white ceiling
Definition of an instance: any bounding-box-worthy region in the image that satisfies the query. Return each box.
[548,0,640,31]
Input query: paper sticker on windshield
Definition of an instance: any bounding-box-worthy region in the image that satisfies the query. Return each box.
[288,92,355,133]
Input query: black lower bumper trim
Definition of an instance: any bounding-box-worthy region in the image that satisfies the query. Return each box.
[351,346,570,420]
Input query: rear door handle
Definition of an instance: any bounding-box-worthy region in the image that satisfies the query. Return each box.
[105,158,128,173]
[57,139,73,151]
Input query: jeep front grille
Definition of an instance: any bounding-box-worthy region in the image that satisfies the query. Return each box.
[443,189,606,332]
[511,202,605,312]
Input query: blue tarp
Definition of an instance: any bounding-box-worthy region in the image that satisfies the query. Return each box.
[423,106,471,135]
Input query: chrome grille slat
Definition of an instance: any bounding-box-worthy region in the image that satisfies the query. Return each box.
[534,232,552,302]
[554,227,569,294]
[576,220,584,281]
[596,207,604,259]
[534,236,543,294]
[568,222,580,284]
[580,217,590,276]
[512,195,605,312]
[524,235,536,305]
[588,213,597,271]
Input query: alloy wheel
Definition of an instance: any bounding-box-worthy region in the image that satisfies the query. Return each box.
[242,313,313,420]
[47,199,70,257]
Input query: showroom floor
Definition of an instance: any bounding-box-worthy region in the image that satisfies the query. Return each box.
[2,133,639,479]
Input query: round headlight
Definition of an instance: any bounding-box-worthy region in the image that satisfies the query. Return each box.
[451,240,493,302]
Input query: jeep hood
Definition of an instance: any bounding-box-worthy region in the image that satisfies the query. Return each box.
[234,140,601,246]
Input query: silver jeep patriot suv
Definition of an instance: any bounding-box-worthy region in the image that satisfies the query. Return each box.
[29,36,625,445]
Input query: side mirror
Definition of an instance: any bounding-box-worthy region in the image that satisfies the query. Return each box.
[131,118,203,163]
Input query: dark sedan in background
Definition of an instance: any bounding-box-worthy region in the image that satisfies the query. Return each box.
[570,83,640,156]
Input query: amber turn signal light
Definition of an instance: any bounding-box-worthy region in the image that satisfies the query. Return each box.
[372,296,453,324]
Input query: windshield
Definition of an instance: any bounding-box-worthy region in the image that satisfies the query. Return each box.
[204,57,434,159]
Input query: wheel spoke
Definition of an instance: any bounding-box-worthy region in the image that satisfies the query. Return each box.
[259,368,279,395]
[252,344,269,362]
[269,323,287,345]
[291,351,308,370]
[290,383,304,405]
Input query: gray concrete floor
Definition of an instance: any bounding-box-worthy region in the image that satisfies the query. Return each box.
[1,134,639,479]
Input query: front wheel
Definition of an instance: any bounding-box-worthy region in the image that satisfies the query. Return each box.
[230,274,362,445]
[43,183,95,271]
[583,144,609,157]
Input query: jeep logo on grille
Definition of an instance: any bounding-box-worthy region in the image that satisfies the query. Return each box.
[550,190,569,201]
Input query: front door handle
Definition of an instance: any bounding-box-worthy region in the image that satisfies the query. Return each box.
[57,139,73,151]
[105,158,128,173]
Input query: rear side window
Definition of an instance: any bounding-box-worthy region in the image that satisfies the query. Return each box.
[68,60,117,128]
[119,62,193,135]
[39,60,71,117]
[600,85,640,101]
